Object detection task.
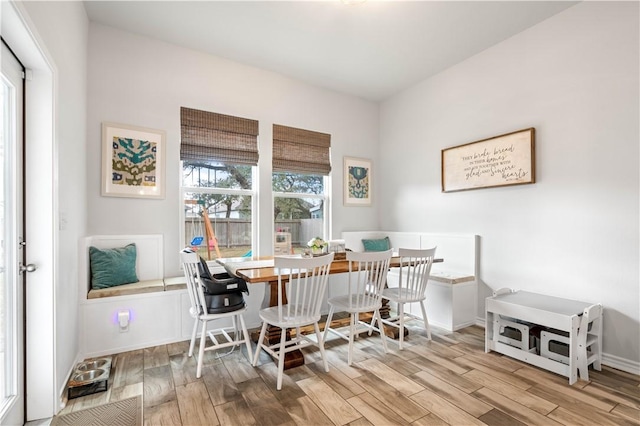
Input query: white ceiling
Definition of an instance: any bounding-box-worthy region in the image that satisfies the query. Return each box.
[83,1,577,102]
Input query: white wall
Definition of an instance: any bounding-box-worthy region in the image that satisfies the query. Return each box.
[5,0,88,419]
[86,23,380,281]
[379,2,639,368]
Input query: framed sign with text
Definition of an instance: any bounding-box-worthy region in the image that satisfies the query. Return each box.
[441,128,535,193]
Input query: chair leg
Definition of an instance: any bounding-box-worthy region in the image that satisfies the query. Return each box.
[277,327,287,390]
[348,313,356,366]
[364,312,372,337]
[238,314,253,362]
[196,320,208,378]
[253,322,268,366]
[375,309,388,354]
[420,301,431,340]
[398,303,405,350]
[369,309,377,330]
[323,306,335,342]
[188,317,198,357]
[314,322,329,373]
[232,315,239,342]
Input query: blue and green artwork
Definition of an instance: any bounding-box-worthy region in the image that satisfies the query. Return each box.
[348,165,369,199]
[111,136,157,187]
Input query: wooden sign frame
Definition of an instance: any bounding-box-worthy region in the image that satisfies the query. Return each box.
[441,128,535,193]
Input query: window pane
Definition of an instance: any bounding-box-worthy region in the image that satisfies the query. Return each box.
[184,192,252,259]
[274,196,323,254]
[183,161,252,190]
[272,172,323,194]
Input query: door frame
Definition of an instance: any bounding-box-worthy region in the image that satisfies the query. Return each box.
[1,37,25,426]
[2,1,57,421]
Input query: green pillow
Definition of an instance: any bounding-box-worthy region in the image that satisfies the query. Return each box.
[89,244,139,289]
[362,237,391,252]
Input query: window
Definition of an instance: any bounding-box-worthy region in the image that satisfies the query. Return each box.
[272,124,331,253]
[180,107,258,259]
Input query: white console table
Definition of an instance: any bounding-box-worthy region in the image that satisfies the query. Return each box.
[485,290,602,385]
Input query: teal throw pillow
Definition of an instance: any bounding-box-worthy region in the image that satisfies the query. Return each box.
[89,244,139,289]
[362,237,391,252]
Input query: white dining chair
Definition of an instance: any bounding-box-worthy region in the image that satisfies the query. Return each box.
[323,249,393,365]
[181,251,253,378]
[252,252,334,390]
[380,247,436,349]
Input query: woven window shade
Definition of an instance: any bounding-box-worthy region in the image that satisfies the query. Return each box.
[273,124,331,175]
[180,107,259,166]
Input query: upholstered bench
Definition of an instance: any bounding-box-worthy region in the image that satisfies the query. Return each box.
[79,235,194,358]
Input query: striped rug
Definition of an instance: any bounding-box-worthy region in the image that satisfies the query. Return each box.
[51,396,142,426]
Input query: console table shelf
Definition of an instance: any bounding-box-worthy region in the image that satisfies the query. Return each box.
[485,289,602,385]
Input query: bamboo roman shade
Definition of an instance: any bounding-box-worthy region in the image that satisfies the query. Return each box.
[180,107,259,166]
[272,124,331,175]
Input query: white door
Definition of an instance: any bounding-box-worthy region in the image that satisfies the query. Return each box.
[0,41,26,426]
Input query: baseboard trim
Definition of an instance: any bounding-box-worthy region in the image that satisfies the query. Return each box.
[57,352,84,414]
[602,352,640,376]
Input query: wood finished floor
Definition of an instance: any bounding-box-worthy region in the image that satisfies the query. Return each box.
[58,324,640,426]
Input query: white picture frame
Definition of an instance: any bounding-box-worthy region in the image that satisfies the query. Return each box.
[344,156,372,206]
[101,122,166,199]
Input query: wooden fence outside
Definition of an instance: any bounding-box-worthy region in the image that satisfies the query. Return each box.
[184,218,323,248]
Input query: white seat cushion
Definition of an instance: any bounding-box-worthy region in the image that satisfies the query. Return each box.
[87,279,165,299]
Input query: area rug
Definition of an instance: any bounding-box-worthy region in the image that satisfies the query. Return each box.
[51,396,142,426]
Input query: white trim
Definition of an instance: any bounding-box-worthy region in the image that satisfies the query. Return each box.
[179,161,257,257]
[602,353,640,376]
[2,1,58,420]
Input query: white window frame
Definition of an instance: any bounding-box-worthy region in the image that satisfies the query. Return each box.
[272,174,331,244]
[180,161,257,259]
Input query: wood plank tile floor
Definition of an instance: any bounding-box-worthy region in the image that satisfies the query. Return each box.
[59,324,640,426]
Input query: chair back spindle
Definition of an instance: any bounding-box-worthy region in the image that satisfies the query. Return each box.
[346,249,393,311]
[275,254,334,324]
[398,247,436,300]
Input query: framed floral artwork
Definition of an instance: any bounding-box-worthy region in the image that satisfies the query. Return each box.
[344,156,371,206]
[101,122,166,199]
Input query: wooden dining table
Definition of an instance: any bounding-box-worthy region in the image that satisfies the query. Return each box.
[217,254,443,370]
